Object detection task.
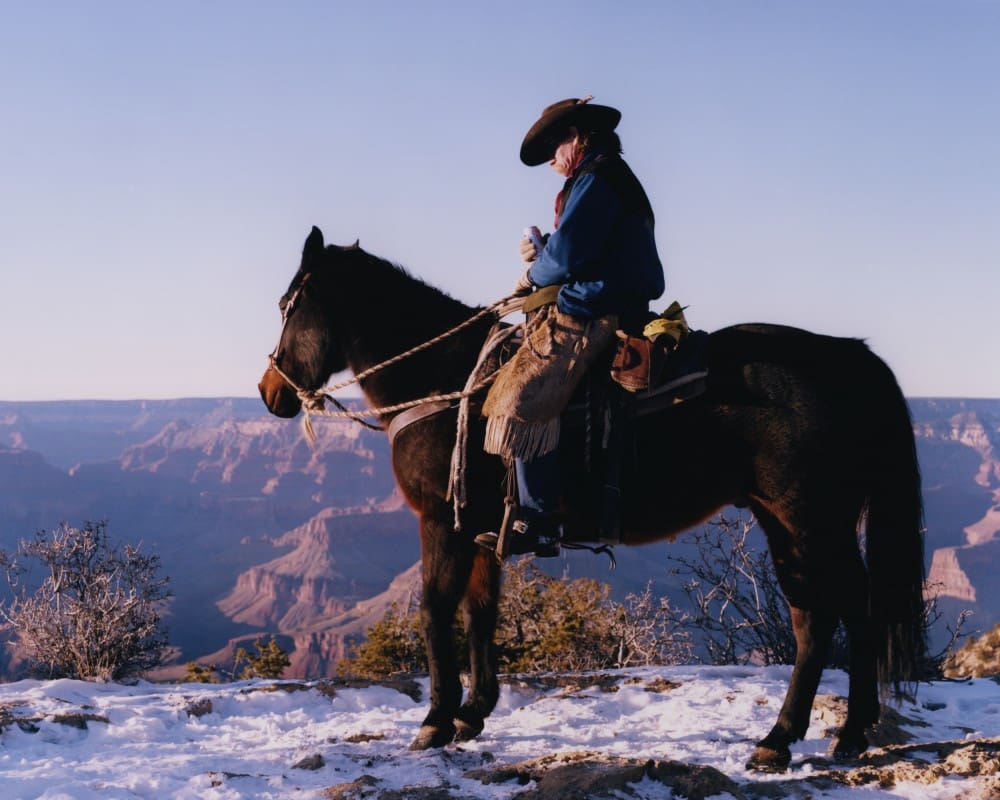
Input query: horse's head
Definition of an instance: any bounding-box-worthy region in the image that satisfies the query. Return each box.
[258,226,355,418]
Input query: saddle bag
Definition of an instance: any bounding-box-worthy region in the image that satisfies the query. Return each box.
[610,301,690,392]
[610,333,660,392]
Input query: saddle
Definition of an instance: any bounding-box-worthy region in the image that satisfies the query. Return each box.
[386,300,709,551]
[569,300,710,421]
[560,310,709,546]
[495,296,708,411]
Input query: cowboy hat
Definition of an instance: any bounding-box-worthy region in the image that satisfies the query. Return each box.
[520,96,621,166]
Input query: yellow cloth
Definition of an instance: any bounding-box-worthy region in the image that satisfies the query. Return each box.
[643,301,690,346]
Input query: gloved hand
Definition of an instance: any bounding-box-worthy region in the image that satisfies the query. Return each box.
[519,236,539,264]
[519,226,546,264]
[512,269,534,296]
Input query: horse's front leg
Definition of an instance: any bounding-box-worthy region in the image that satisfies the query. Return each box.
[409,506,474,751]
[454,546,502,742]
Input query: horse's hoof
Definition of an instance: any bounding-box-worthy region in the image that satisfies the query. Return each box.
[453,716,484,743]
[409,724,455,751]
[746,744,791,773]
[831,730,868,760]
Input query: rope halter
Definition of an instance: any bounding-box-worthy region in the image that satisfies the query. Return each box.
[266,287,527,442]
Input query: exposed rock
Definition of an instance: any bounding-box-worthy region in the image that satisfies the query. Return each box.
[343,732,386,744]
[208,771,255,787]
[117,412,386,501]
[234,676,420,703]
[928,547,979,602]
[292,753,325,770]
[812,693,928,747]
[802,738,1000,795]
[0,701,41,734]
[914,401,1000,645]
[465,735,1000,799]
[211,512,421,678]
[216,508,419,630]
[465,752,745,800]
[643,676,682,693]
[502,673,626,697]
[322,775,380,799]
[52,712,110,729]
[283,562,425,678]
[321,776,471,800]
[645,760,748,800]
[185,698,213,718]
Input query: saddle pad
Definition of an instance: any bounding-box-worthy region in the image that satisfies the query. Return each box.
[634,370,708,417]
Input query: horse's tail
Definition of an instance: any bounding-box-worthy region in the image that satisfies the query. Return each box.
[861,351,927,698]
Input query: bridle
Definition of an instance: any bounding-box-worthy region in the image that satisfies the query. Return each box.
[266,270,384,430]
[265,271,526,438]
[267,269,311,368]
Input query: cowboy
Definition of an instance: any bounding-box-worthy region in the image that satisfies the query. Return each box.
[476,97,665,557]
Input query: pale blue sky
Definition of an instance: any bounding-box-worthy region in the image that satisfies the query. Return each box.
[1,1,998,401]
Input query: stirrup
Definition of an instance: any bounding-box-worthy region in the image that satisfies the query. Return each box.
[474,530,560,558]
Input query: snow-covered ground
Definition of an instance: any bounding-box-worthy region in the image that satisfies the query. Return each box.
[1,665,997,799]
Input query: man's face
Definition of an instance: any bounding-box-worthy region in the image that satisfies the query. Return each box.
[550,131,581,177]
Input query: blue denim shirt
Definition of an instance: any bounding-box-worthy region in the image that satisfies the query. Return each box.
[528,155,665,319]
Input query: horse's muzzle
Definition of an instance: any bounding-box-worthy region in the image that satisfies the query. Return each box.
[258,366,302,419]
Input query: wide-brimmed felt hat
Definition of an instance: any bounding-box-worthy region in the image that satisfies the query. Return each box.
[520,96,622,166]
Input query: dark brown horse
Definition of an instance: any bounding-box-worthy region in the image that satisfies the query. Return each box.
[259,226,926,771]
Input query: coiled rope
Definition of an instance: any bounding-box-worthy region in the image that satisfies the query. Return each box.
[268,293,527,444]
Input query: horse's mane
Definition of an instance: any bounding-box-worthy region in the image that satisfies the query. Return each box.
[319,243,494,396]
[341,245,480,332]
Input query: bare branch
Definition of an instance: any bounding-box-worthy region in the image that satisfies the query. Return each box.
[0,521,171,681]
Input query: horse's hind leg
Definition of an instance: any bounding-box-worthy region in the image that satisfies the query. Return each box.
[748,605,837,771]
[831,549,879,759]
[748,501,879,771]
[746,508,838,772]
[454,547,502,742]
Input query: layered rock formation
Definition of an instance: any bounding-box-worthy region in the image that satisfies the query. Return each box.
[2,397,998,677]
[0,398,402,675]
[912,399,1000,642]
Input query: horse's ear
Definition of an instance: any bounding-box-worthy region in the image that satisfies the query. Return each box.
[351,239,360,249]
[303,226,325,260]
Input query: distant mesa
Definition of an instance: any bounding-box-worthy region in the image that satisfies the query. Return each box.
[0,396,997,675]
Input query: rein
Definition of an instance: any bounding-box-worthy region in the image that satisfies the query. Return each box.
[268,291,526,442]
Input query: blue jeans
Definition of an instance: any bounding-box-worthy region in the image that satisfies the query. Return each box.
[515,450,560,516]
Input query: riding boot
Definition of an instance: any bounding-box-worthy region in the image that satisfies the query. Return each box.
[475,451,562,557]
[475,511,561,557]
[599,391,630,544]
